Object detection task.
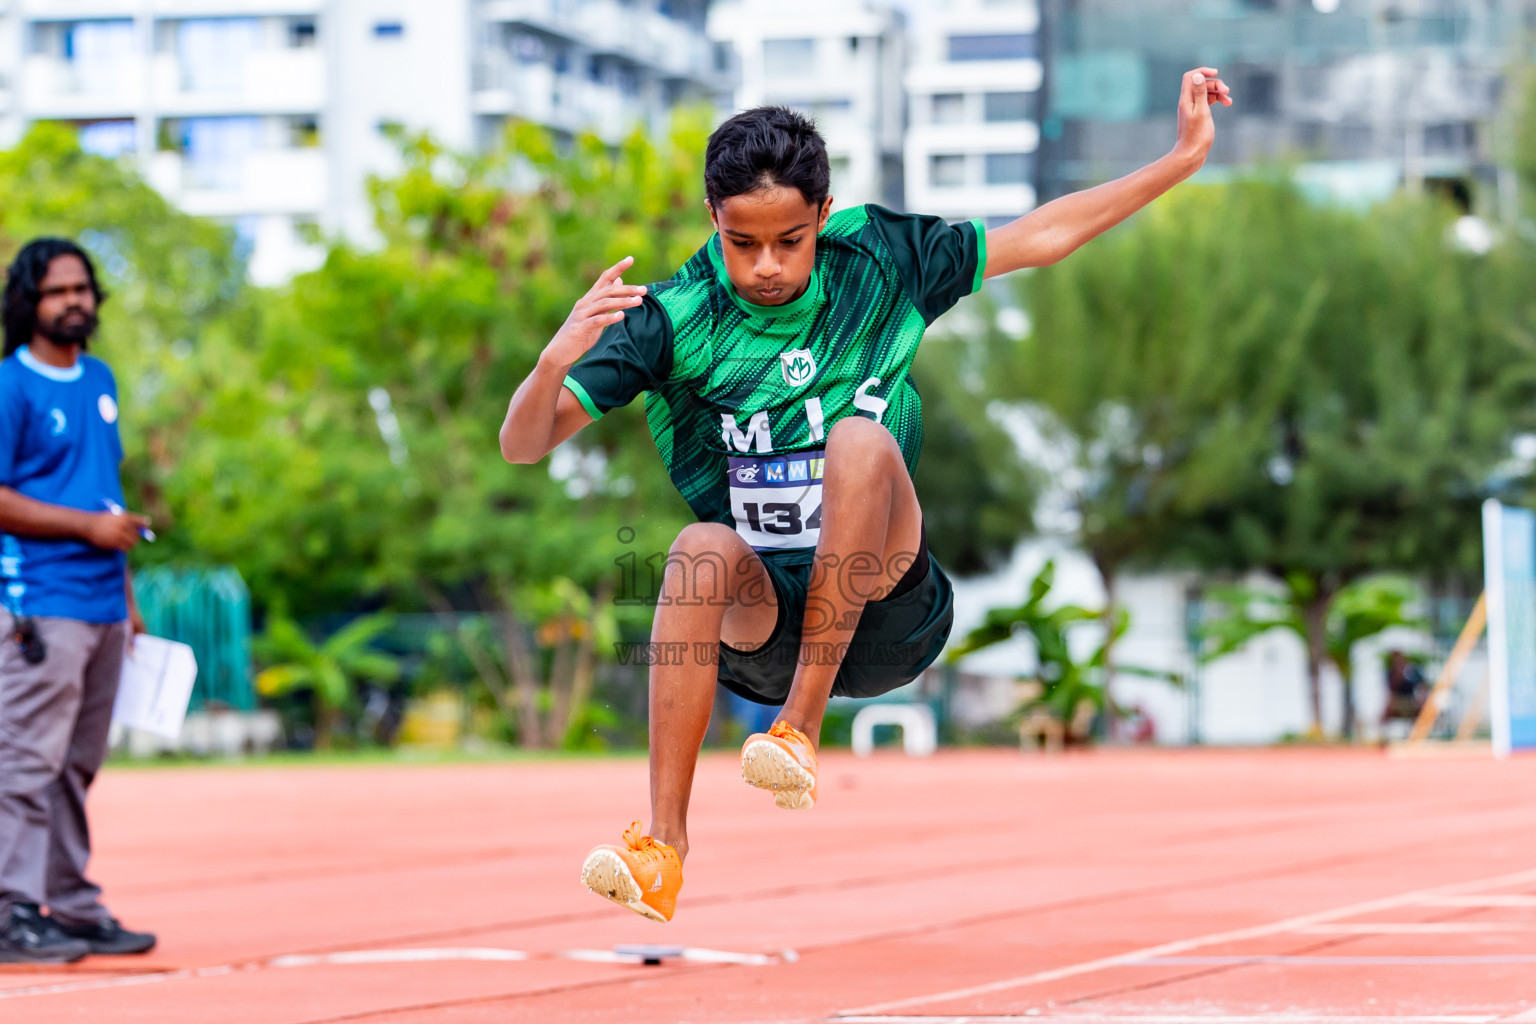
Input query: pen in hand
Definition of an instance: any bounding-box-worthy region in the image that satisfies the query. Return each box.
[102,499,156,542]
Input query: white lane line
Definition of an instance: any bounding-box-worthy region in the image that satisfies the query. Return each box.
[1418,895,1536,908]
[833,1016,1503,1024]
[0,944,790,1001]
[1137,955,1536,966]
[1297,922,1536,934]
[561,947,791,966]
[837,866,1536,1017]
[269,948,530,967]
[1499,1008,1536,1022]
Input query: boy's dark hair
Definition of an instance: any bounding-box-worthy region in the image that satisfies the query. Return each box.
[705,107,831,211]
[2,237,106,357]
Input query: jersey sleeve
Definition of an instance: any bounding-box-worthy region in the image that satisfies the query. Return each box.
[0,373,24,487]
[562,293,676,419]
[865,206,988,325]
[99,361,125,465]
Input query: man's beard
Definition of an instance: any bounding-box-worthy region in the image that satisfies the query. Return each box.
[37,309,98,348]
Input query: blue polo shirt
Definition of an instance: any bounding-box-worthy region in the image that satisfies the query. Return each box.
[0,347,128,623]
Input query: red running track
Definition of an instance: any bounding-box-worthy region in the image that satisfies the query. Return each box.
[3,748,1536,1023]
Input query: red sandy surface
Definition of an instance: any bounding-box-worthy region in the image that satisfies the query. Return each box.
[4,747,1536,1023]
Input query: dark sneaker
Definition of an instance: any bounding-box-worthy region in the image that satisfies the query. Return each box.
[0,902,90,963]
[53,917,157,956]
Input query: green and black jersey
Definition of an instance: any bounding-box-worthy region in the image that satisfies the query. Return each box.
[564,204,986,549]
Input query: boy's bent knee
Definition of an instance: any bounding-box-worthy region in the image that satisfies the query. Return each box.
[826,417,903,474]
[670,522,739,557]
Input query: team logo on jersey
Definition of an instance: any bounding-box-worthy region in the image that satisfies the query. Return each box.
[48,409,66,436]
[780,349,816,387]
[98,394,118,424]
[735,465,760,483]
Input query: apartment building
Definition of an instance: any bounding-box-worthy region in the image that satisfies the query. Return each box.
[708,0,905,209]
[1038,0,1525,206]
[0,1,714,284]
[903,0,1041,224]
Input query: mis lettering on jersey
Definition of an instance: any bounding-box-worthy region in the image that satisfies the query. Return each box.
[721,410,772,453]
[853,377,888,424]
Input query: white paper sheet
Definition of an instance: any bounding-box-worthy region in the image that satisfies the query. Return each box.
[113,635,198,740]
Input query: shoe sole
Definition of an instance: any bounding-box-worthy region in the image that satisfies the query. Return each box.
[741,739,816,810]
[580,849,668,923]
[0,946,88,964]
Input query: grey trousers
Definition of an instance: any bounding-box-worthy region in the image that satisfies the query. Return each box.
[0,611,127,926]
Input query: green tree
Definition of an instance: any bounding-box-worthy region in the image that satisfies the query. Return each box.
[255,612,401,748]
[983,180,1534,734]
[168,119,711,746]
[0,124,252,549]
[1199,575,1422,738]
[948,559,1177,741]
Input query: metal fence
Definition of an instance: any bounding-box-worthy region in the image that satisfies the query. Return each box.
[135,567,254,711]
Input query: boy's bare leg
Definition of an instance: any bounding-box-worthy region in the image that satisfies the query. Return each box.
[777,417,923,745]
[647,523,777,862]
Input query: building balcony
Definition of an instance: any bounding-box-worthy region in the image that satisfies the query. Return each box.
[906,58,1042,96]
[473,60,654,141]
[149,0,323,14]
[152,49,324,115]
[18,54,145,118]
[906,180,1035,222]
[482,0,712,82]
[15,0,140,17]
[908,121,1039,156]
[147,146,326,217]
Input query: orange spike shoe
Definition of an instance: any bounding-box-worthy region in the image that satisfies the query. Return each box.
[741,720,819,810]
[579,821,683,922]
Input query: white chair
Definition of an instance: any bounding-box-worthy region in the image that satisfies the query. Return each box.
[851,703,937,757]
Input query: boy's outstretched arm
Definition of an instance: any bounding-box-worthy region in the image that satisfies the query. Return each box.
[983,68,1232,278]
[500,256,647,464]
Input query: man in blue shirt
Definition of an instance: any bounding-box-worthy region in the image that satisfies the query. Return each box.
[0,238,156,962]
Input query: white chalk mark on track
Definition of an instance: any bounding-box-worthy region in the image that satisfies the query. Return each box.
[838,866,1536,1017]
[0,945,790,1001]
[833,1016,1512,1024]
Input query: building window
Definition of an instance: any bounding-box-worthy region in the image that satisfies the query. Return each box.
[984,91,1034,123]
[948,33,1036,62]
[930,154,966,188]
[1244,69,1279,116]
[514,32,545,63]
[288,18,318,48]
[51,20,136,95]
[77,120,137,157]
[763,38,816,76]
[288,115,321,148]
[1425,121,1474,155]
[161,116,265,192]
[374,22,405,39]
[931,93,966,124]
[178,19,263,93]
[984,152,1033,185]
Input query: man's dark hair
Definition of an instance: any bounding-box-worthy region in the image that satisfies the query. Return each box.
[2,237,106,357]
[705,107,831,211]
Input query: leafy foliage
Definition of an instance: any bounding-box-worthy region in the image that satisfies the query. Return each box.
[1198,575,1423,737]
[948,560,1178,740]
[255,612,401,747]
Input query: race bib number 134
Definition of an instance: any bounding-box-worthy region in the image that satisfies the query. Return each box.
[728,447,825,551]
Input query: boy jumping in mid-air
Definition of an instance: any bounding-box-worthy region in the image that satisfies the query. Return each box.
[500,69,1232,922]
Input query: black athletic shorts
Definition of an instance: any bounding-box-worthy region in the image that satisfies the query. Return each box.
[717,529,954,706]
